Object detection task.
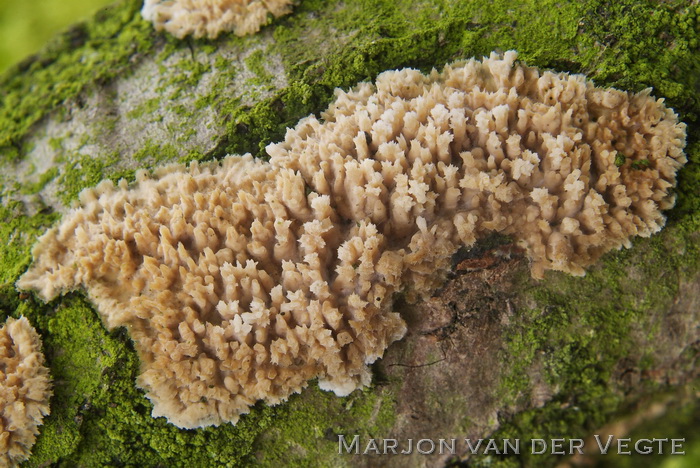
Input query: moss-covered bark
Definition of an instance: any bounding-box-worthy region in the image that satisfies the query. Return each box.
[0,0,698,467]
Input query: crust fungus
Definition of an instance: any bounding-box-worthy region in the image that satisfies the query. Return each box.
[0,317,52,467]
[17,51,686,428]
[141,0,294,39]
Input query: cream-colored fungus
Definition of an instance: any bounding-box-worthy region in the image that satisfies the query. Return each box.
[141,0,294,39]
[0,317,52,468]
[17,51,686,428]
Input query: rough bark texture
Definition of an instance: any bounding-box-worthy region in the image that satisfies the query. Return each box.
[0,0,698,467]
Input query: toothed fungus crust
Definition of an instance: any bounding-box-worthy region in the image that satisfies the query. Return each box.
[141,0,294,39]
[17,51,686,428]
[0,317,52,468]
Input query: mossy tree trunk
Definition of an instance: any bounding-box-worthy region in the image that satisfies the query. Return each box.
[0,1,698,467]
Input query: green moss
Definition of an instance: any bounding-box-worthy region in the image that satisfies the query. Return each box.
[19,167,58,195]
[0,201,59,287]
[132,140,180,163]
[249,386,396,467]
[615,153,627,167]
[671,138,700,223]
[19,295,129,465]
[56,152,112,204]
[592,387,700,468]
[244,48,275,86]
[165,58,213,101]
[575,0,700,120]
[127,97,164,121]
[0,0,154,157]
[48,136,64,152]
[631,159,651,170]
